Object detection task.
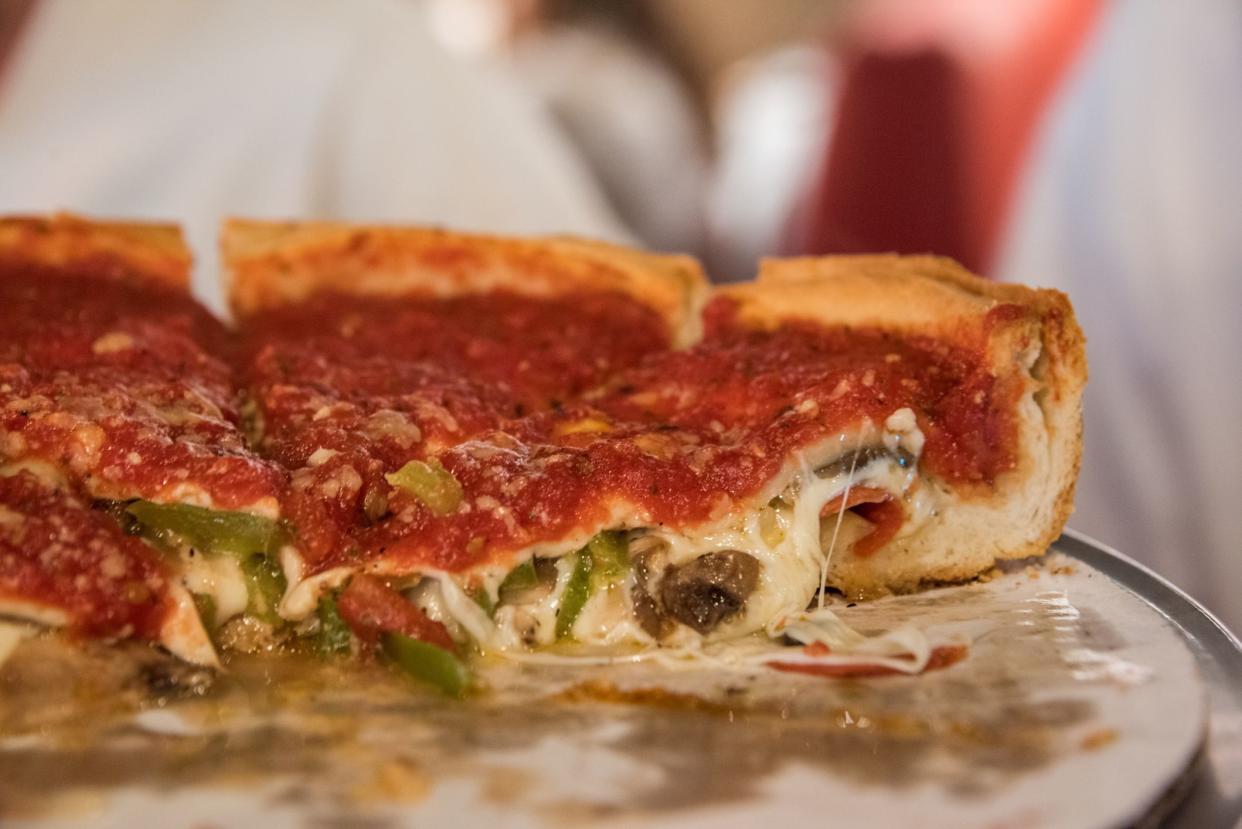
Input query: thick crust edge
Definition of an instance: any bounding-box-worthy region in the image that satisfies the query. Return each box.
[722,254,1068,334]
[0,213,190,288]
[222,219,709,347]
[719,254,1087,596]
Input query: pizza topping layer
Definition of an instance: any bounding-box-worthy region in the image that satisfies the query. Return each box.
[231,282,1024,664]
[283,297,1018,581]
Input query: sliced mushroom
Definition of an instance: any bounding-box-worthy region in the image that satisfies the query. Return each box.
[659,550,761,635]
[631,543,674,639]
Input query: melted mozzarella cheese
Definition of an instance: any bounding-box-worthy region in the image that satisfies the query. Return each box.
[423,410,936,654]
[158,583,220,668]
[273,409,939,666]
[643,413,932,644]
[179,551,249,623]
[0,597,71,628]
[765,607,932,673]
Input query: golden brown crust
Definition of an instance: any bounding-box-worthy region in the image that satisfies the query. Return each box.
[720,254,1071,336]
[719,254,1087,596]
[223,219,709,346]
[0,213,191,288]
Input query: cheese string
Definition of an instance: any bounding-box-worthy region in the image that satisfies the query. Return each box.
[817,423,872,610]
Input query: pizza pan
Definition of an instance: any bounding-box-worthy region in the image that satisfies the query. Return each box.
[1053,530,1242,829]
[1,532,1237,829]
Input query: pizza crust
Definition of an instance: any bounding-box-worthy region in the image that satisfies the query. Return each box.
[222,219,709,346]
[0,213,191,287]
[724,254,1072,334]
[716,254,1087,597]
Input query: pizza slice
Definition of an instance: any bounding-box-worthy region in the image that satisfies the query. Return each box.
[221,221,1084,681]
[224,220,707,621]
[551,255,1084,650]
[0,215,288,665]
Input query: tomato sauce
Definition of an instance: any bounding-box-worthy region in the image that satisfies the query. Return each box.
[335,573,456,651]
[249,293,1020,576]
[0,264,284,510]
[238,290,674,569]
[240,290,669,411]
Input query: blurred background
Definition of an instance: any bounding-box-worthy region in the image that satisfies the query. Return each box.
[0,0,1238,631]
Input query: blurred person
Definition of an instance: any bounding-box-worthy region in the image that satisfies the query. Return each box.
[0,0,625,312]
[999,0,1242,632]
[426,0,709,256]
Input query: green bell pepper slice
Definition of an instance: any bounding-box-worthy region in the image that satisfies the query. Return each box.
[587,531,629,588]
[126,501,285,556]
[469,586,495,616]
[385,459,463,516]
[239,553,287,624]
[382,632,472,698]
[192,592,218,633]
[555,547,594,640]
[316,594,353,656]
[555,532,631,640]
[497,559,538,602]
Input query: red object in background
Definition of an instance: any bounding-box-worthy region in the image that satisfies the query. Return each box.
[792,0,1103,274]
[800,49,971,266]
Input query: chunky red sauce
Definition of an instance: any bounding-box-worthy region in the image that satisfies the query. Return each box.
[248,293,1020,575]
[0,265,284,509]
[238,291,673,567]
[0,470,173,638]
[336,574,456,652]
[241,291,669,410]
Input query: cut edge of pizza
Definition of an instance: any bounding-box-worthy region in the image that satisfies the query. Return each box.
[448,254,1087,653]
[0,215,279,668]
[721,254,1086,599]
[219,219,1085,665]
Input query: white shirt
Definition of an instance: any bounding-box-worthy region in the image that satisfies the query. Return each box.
[0,0,625,312]
[999,0,1242,632]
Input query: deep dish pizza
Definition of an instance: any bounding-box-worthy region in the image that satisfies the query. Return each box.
[0,215,1085,692]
